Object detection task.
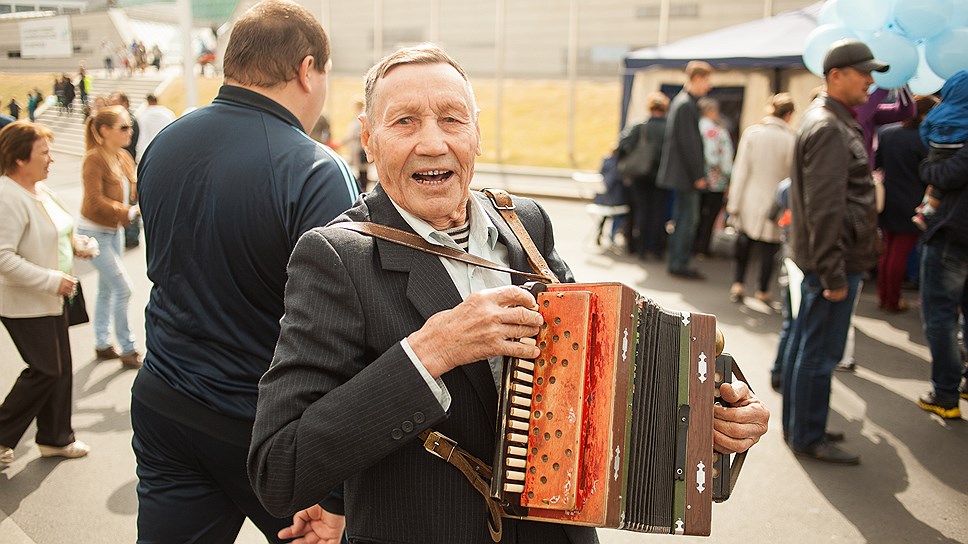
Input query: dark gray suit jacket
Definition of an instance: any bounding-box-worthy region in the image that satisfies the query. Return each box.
[248,186,597,544]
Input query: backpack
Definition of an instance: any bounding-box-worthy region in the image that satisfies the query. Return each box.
[617,122,657,179]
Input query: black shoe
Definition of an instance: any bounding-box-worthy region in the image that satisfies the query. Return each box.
[669,268,706,281]
[917,392,961,419]
[792,440,860,465]
[783,431,844,443]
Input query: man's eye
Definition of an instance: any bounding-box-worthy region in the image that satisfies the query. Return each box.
[395,117,412,125]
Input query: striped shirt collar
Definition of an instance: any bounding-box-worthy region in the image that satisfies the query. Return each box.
[390,193,500,253]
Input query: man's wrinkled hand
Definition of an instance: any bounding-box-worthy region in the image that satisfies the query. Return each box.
[408,285,543,378]
[713,381,769,455]
[278,504,345,544]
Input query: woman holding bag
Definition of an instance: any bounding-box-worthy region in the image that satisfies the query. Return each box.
[77,105,143,368]
[0,121,97,465]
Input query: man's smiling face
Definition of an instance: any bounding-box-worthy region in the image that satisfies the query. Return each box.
[361,62,482,230]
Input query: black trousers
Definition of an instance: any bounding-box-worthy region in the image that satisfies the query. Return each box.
[131,398,291,544]
[0,305,75,449]
[628,182,670,257]
[732,232,781,293]
[694,191,725,256]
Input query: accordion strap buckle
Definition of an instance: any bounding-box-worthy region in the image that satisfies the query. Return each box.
[423,430,457,463]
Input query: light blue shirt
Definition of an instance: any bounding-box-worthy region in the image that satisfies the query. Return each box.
[391,195,511,411]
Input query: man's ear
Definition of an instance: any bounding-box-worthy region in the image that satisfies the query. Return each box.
[297,55,315,93]
[359,113,373,162]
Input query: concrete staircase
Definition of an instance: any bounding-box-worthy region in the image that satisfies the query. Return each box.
[36,74,166,156]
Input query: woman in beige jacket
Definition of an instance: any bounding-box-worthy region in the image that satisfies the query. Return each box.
[726,94,796,303]
[0,121,96,465]
[77,105,143,368]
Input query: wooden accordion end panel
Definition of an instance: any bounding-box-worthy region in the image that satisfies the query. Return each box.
[491,282,720,536]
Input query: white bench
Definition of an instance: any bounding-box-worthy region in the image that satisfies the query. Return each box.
[572,172,629,246]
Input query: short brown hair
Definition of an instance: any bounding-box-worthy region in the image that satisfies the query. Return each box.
[85,105,127,150]
[767,93,795,119]
[903,94,940,130]
[646,92,670,114]
[364,43,474,117]
[0,121,53,176]
[223,0,330,88]
[685,60,713,80]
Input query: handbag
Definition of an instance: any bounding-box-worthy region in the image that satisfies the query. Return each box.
[616,122,656,179]
[66,282,90,327]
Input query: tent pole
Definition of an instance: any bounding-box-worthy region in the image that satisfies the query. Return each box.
[567,0,578,168]
[658,0,670,45]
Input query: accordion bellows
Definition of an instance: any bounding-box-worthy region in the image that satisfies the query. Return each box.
[491,282,733,536]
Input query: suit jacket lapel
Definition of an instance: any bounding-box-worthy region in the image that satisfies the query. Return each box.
[365,188,499,418]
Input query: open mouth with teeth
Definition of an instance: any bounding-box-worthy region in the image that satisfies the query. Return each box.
[412,169,454,185]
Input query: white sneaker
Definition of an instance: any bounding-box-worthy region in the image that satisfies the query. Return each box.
[0,446,13,464]
[38,440,90,459]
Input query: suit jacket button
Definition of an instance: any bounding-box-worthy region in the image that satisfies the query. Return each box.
[413,411,425,424]
[402,420,414,433]
[391,428,403,440]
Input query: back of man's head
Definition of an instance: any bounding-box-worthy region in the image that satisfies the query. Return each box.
[146,94,158,105]
[223,0,329,88]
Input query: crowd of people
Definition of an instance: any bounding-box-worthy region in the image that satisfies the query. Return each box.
[613,40,968,466]
[0,0,964,540]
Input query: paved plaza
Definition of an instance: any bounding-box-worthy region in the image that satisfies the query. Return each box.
[1,152,965,543]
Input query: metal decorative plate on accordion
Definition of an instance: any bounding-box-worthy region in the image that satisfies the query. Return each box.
[491,282,731,536]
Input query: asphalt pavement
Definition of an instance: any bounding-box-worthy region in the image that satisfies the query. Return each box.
[0,151,965,543]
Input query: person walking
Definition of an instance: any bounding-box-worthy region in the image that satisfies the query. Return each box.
[135,94,175,163]
[0,121,97,466]
[76,106,143,369]
[657,61,714,280]
[727,93,796,303]
[133,1,359,541]
[783,40,887,465]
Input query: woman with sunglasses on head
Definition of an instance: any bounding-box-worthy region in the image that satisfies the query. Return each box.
[0,121,98,465]
[78,105,143,369]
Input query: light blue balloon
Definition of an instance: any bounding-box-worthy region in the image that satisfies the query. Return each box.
[868,30,919,88]
[925,28,968,79]
[802,24,859,76]
[909,44,946,95]
[893,0,953,40]
[818,0,842,25]
[836,0,891,33]
[951,0,968,27]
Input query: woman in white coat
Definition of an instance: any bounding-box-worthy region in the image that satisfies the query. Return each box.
[0,121,96,465]
[726,93,796,303]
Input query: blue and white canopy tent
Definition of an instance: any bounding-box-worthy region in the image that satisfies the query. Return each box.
[620,2,824,131]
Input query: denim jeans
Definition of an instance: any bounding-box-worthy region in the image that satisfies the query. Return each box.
[783,272,862,449]
[919,236,968,405]
[667,189,700,273]
[77,227,136,354]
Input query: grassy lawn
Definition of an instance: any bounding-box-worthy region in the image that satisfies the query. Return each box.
[0,72,61,119]
[5,72,621,171]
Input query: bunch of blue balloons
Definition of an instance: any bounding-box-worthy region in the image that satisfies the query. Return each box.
[803,0,968,93]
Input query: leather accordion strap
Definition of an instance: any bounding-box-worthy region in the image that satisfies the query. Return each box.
[481,188,560,284]
[418,429,504,542]
[333,222,554,284]
[725,360,753,496]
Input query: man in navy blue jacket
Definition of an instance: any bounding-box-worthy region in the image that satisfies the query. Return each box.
[134,1,359,542]
[918,143,968,419]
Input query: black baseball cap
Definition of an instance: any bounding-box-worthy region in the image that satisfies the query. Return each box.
[823,39,889,75]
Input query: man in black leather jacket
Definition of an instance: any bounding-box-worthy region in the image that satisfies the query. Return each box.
[783,40,887,465]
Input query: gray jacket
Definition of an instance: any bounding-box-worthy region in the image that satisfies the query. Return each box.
[789,94,880,291]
